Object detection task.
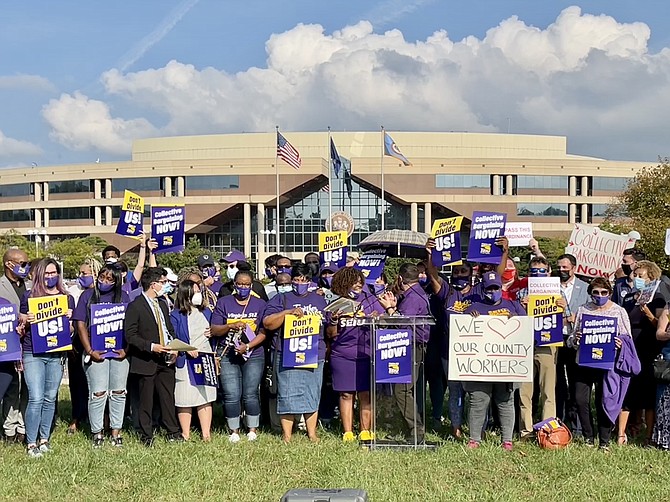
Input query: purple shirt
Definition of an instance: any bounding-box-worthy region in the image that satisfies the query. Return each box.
[264,290,327,359]
[72,288,131,324]
[463,296,526,317]
[331,291,384,359]
[396,284,432,344]
[211,295,266,359]
[20,291,76,353]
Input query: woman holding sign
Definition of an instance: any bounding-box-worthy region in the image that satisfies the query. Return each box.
[20,258,75,458]
[73,264,130,448]
[170,279,216,442]
[263,263,327,443]
[568,277,638,451]
[211,270,267,443]
[327,267,384,442]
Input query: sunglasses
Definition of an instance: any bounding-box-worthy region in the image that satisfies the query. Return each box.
[15,261,29,268]
[591,290,610,297]
[225,264,236,269]
[530,268,548,274]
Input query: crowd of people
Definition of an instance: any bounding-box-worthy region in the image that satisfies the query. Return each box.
[1,231,669,458]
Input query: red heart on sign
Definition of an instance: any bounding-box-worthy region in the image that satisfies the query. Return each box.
[488,317,521,339]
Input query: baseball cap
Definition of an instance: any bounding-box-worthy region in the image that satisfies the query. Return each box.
[319,262,339,275]
[482,271,502,289]
[163,267,178,283]
[197,254,215,268]
[221,249,246,263]
[346,251,360,263]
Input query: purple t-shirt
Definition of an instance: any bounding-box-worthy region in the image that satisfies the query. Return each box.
[209,281,223,295]
[331,291,384,359]
[20,291,76,353]
[396,284,432,343]
[72,288,131,324]
[121,274,139,296]
[211,295,266,359]
[463,296,527,317]
[264,290,327,359]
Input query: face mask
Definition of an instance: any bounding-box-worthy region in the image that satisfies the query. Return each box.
[278,266,292,275]
[164,283,174,295]
[214,272,221,282]
[559,271,571,282]
[236,286,251,299]
[592,295,609,307]
[484,290,502,304]
[105,257,118,264]
[45,276,59,289]
[349,290,361,300]
[153,284,165,297]
[419,276,429,286]
[633,278,646,290]
[98,281,115,293]
[12,263,30,279]
[227,267,238,281]
[202,266,215,279]
[78,276,94,289]
[265,268,274,279]
[371,284,386,296]
[277,285,292,294]
[293,283,309,296]
[451,277,470,290]
[321,276,333,288]
[191,292,203,306]
[622,264,633,276]
[306,263,320,277]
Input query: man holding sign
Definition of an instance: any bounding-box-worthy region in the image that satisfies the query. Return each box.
[568,278,640,450]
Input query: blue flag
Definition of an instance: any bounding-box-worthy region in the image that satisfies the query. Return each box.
[330,138,341,178]
[384,132,411,166]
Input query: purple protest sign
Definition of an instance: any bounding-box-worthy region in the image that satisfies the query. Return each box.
[430,217,463,267]
[355,248,387,283]
[90,304,126,358]
[0,305,21,362]
[467,211,507,264]
[533,313,563,346]
[115,190,144,238]
[375,329,412,384]
[187,353,218,387]
[151,205,186,254]
[578,314,617,370]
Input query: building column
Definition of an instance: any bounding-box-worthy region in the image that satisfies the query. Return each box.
[257,203,266,279]
[581,204,589,224]
[581,176,589,197]
[569,204,577,224]
[42,182,49,202]
[164,177,172,197]
[34,182,41,202]
[506,175,514,196]
[424,203,432,234]
[492,175,500,196]
[177,177,185,197]
[105,206,112,226]
[569,176,577,197]
[105,179,112,198]
[94,179,101,199]
[43,208,49,227]
[94,207,102,226]
[34,209,42,227]
[410,203,418,231]
[243,203,252,260]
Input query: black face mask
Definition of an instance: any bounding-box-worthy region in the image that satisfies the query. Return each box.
[559,271,571,283]
[621,264,633,276]
[306,262,319,277]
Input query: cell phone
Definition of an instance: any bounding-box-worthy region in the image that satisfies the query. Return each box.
[84,354,91,364]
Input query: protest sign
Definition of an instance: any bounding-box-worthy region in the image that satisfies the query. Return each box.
[448,314,533,382]
[318,231,347,270]
[504,222,533,247]
[115,190,144,238]
[375,329,412,384]
[152,205,185,254]
[578,314,617,370]
[527,296,564,346]
[0,305,21,362]
[467,211,507,264]
[665,229,670,256]
[355,248,387,283]
[637,280,660,305]
[430,217,463,267]
[565,224,636,278]
[187,353,218,387]
[282,314,320,369]
[528,277,561,296]
[29,295,71,353]
[90,304,126,358]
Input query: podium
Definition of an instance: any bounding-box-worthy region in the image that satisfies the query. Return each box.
[362,314,437,451]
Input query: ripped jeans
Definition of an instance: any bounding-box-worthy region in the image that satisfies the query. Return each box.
[83,356,130,434]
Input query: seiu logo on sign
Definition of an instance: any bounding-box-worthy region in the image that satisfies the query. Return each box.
[480,243,492,255]
[388,362,400,375]
[591,348,604,360]
[339,318,366,328]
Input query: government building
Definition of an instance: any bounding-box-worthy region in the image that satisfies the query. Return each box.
[0,131,647,264]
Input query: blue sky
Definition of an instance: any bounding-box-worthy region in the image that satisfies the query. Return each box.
[1,1,668,166]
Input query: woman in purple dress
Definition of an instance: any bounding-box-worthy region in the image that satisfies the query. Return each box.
[327,268,384,442]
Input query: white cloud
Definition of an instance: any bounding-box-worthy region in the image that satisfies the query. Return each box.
[43,6,670,160]
[0,74,56,92]
[0,130,42,159]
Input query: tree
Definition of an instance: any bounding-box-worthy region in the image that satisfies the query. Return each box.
[0,230,40,261]
[507,236,569,277]
[604,158,670,269]
[153,236,219,276]
[45,238,105,278]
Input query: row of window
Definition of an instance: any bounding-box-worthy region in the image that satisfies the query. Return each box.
[435,175,631,194]
[516,204,609,218]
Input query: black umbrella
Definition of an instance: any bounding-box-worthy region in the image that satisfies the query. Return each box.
[358,229,430,258]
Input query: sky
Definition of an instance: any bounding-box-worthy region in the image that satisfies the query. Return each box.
[1,0,669,168]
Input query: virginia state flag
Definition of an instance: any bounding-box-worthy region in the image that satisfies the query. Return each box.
[330,138,342,178]
[384,132,411,166]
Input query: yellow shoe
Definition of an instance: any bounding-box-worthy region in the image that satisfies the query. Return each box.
[342,431,356,443]
[358,430,375,441]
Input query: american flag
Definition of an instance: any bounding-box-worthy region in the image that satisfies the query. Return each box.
[277,131,301,170]
[320,185,330,193]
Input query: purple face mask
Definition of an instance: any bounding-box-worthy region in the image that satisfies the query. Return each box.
[45,276,59,289]
[202,266,215,279]
[371,284,386,296]
[592,295,609,307]
[98,281,115,293]
[78,276,94,289]
[278,266,292,275]
[12,263,30,279]
[293,283,309,296]
[236,286,252,299]
[321,276,333,288]
[484,289,502,304]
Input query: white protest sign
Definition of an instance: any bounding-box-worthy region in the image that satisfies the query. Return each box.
[665,229,670,256]
[448,315,533,382]
[565,224,636,278]
[504,222,533,247]
[528,277,561,296]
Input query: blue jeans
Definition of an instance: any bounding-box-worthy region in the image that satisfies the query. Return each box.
[83,356,130,433]
[219,356,264,430]
[23,353,64,445]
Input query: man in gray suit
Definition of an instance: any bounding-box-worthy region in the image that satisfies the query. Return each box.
[555,253,590,435]
[0,248,31,444]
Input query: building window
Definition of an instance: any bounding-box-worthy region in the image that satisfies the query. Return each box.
[185,175,240,192]
[517,175,567,193]
[517,203,569,217]
[0,209,33,222]
[592,177,631,191]
[49,180,91,194]
[592,204,609,217]
[111,177,161,193]
[435,175,490,189]
[49,207,92,220]
[0,183,33,197]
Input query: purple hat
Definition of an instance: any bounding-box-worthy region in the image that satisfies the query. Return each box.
[221,249,246,263]
[319,262,339,275]
[482,271,502,289]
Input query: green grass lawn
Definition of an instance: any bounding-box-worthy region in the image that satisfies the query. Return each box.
[1,392,669,502]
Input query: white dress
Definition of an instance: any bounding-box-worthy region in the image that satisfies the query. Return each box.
[174,309,217,407]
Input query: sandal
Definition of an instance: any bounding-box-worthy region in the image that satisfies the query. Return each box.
[617,434,628,445]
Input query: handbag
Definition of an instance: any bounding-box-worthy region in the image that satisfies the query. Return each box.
[536,418,572,450]
[654,355,670,383]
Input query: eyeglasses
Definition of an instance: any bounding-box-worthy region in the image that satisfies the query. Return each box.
[154,279,168,285]
[530,268,548,274]
[591,290,610,297]
[226,264,236,269]
[15,261,29,267]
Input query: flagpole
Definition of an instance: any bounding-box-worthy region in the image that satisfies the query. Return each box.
[380,126,385,231]
[275,125,281,254]
[327,127,333,226]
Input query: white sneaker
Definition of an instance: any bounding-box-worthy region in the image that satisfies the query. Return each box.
[228,432,241,444]
[247,431,258,442]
